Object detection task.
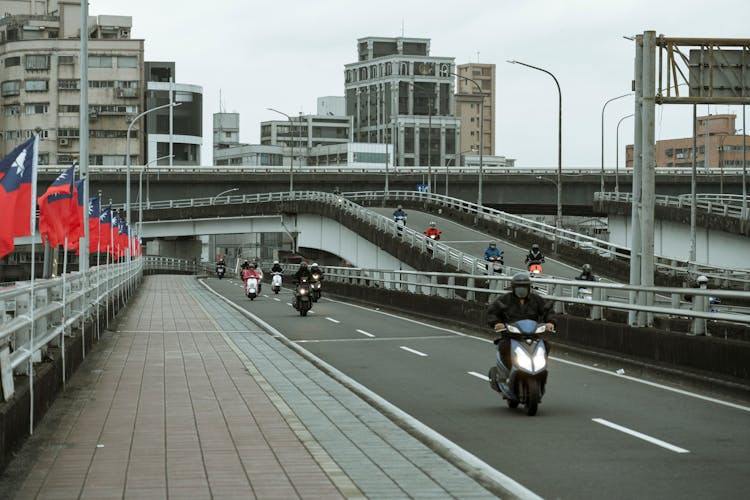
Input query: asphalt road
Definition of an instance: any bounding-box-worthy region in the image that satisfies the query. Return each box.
[206,276,750,500]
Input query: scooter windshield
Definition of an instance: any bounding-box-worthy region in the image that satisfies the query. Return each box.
[514,319,539,335]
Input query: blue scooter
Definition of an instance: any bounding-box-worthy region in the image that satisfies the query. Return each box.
[488,320,552,416]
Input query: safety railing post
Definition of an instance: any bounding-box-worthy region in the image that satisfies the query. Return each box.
[690,293,708,335]
[591,286,602,320]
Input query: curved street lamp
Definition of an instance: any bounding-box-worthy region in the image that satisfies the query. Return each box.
[211,187,239,205]
[267,107,298,193]
[601,93,632,192]
[508,60,563,251]
[615,113,634,193]
[450,71,485,206]
[138,154,174,234]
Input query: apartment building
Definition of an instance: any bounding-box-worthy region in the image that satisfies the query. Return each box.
[455,63,494,157]
[344,36,461,167]
[625,114,749,169]
[0,0,144,165]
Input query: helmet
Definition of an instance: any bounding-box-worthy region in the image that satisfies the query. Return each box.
[312,262,319,267]
[249,262,256,269]
[582,264,592,273]
[299,261,308,268]
[273,260,279,265]
[511,272,531,299]
[429,221,436,228]
[489,241,496,248]
[397,204,403,210]
[696,275,708,285]
[532,244,540,251]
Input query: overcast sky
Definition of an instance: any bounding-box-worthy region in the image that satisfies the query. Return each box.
[92,0,750,167]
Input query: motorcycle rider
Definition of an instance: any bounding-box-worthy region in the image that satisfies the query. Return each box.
[310,262,323,280]
[293,262,313,309]
[483,241,504,262]
[393,205,407,221]
[424,221,441,240]
[525,244,545,268]
[216,256,226,276]
[270,260,283,274]
[244,262,262,293]
[486,272,556,382]
[576,264,596,281]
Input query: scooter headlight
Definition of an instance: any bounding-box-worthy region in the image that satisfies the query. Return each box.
[532,344,547,371]
[506,324,521,334]
[299,288,307,295]
[535,324,548,334]
[513,345,533,372]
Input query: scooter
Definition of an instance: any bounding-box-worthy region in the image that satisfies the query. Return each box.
[245,276,259,300]
[271,272,282,294]
[488,320,552,416]
[577,287,593,300]
[395,215,407,235]
[294,278,312,316]
[216,264,225,279]
[310,272,322,302]
[528,262,543,277]
[485,256,504,274]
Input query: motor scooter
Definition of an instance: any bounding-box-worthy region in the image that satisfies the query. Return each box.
[271,272,282,294]
[294,278,312,316]
[310,272,322,302]
[245,276,259,300]
[528,262,543,277]
[216,263,225,279]
[488,320,552,416]
[395,215,407,235]
[485,256,504,274]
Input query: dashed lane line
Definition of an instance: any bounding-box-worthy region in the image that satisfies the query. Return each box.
[356,329,375,338]
[326,317,340,324]
[468,371,490,382]
[400,346,428,357]
[592,418,690,454]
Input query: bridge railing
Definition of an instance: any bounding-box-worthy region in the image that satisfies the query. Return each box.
[596,191,748,219]
[315,265,750,335]
[0,258,143,402]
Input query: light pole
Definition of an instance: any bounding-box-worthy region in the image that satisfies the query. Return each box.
[267,107,298,192]
[126,102,181,238]
[444,147,477,196]
[138,154,173,235]
[615,113,634,193]
[211,188,239,205]
[601,93,632,192]
[536,175,561,232]
[450,71,484,206]
[509,60,562,252]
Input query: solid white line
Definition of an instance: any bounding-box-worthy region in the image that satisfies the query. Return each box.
[326,297,750,413]
[356,329,375,338]
[326,317,340,323]
[592,418,690,454]
[468,371,490,382]
[400,346,428,357]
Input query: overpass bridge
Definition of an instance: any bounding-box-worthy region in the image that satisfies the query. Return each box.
[36,164,750,216]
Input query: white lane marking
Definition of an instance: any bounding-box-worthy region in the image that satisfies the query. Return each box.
[555,358,750,413]
[326,317,340,324]
[326,297,750,413]
[274,298,280,302]
[468,371,490,382]
[286,302,293,307]
[592,418,690,454]
[400,346,428,357]
[293,335,451,344]
[356,329,375,338]
[263,294,269,298]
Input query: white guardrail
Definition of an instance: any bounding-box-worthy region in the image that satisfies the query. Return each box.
[313,265,750,334]
[596,191,749,219]
[0,257,200,406]
[118,189,750,287]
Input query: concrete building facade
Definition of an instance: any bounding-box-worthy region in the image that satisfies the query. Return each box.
[455,63,495,157]
[0,0,144,165]
[625,114,749,169]
[344,36,461,167]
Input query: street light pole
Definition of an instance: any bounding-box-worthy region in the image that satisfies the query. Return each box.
[615,113,634,193]
[138,154,173,235]
[601,93,632,193]
[509,60,562,251]
[211,187,239,205]
[267,108,295,192]
[126,101,181,242]
[450,72,484,206]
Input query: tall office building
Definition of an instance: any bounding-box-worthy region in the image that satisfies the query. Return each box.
[344,36,461,167]
[455,63,495,157]
[0,0,144,165]
[143,61,202,166]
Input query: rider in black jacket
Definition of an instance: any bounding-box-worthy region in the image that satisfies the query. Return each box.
[486,273,556,372]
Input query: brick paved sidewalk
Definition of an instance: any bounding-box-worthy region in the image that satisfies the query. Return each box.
[7,276,352,499]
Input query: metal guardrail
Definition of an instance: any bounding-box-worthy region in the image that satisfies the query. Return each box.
[0,258,143,404]
[317,265,750,335]
[117,189,750,287]
[596,191,749,219]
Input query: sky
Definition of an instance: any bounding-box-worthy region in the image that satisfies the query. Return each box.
[91,0,750,168]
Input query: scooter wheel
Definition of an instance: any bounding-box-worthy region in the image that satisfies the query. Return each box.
[300,309,307,317]
[506,399,519,409]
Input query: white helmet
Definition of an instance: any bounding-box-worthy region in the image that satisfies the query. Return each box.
[273,260,279,265]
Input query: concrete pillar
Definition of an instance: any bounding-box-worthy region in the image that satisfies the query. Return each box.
[629,34,644,327]
[640,30,657,327]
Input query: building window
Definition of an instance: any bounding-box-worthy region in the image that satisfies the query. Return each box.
[38,153,49,165]
[25,103,49,114]
[88,55,113,68]
[1,80,21,96]
[58,128,80,138]
[59,104,80,113]
[58,79,80,90]
[3,104,20,115]
[25,80,49,92]
[117,56,137,68]
[58,55,75,65]
[24,129,48,138]
[25,54,50,70]
[5,56,20,67]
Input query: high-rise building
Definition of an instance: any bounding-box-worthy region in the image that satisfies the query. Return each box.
[143,61,202,166]
[344,36,461,167]
[455,63,495,157]
[0,0,144,165]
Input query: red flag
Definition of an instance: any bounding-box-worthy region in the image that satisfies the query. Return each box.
[37,164,78,248]
[0,137,36,258]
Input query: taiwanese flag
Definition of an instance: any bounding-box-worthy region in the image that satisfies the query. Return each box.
[0,137,36,258]
[110,211,120,257]
[68,180,88,254]
[87,195,101,253]
[99,206,112,255]
[117,219,129,258]
[37,164,77,248]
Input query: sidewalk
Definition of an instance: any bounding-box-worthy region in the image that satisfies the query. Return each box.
[4,275,496,499]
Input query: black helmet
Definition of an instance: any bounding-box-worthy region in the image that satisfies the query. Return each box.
[300,261,308,268]
[511,272,531,299]
[582,264,592,273]
[532,244,540,251]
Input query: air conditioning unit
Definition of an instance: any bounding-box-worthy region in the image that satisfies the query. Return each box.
[119,29,129,38]
[58,137,69,146]
[676,153,685,159]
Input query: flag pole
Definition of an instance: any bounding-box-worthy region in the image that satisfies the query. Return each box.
[61,236,68,385]
[96,190,101,340]
[28,132,40,435]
